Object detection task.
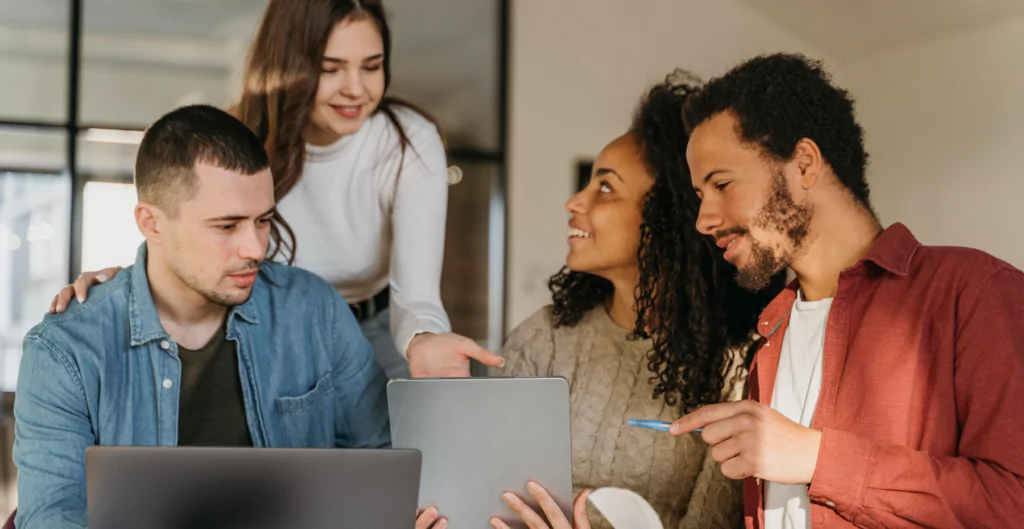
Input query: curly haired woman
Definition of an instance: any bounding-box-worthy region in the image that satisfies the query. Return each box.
[493,72,782,529]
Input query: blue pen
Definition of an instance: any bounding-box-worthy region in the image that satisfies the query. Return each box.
[627,419,702,433]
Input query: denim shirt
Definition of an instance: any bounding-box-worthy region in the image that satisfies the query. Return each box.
[13,244,391,529]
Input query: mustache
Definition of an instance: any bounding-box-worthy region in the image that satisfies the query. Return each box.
[226,260,261,276]
[714,226,749,242]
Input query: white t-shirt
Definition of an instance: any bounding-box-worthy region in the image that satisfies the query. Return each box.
[275,107,452,355]
[764,290,833,529]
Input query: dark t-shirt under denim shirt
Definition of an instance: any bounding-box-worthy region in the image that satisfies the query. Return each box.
[177,321,252,447]
[13,243,390,529]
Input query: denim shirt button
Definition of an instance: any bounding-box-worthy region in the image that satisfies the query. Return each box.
[160,340,170,350]
[162,379,173,389]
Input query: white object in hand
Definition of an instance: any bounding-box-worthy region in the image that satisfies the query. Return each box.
[588,487,664,529]
[446,165,463,185]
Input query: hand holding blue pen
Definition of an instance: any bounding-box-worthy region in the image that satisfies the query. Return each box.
[669,401,823,485]
[627,419,701,433]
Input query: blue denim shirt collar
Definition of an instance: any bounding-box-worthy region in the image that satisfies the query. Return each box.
[128,243,261,347]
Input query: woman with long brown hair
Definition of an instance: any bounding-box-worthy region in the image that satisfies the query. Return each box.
[50,0,503,381]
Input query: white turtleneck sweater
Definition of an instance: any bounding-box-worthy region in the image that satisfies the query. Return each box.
[275,107,452,355]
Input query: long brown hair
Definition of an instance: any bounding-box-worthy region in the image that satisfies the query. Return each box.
[235,0,437,263]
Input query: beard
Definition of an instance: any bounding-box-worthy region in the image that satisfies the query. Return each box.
[735,238,785,291]
[169,258,262,307]
[728,170,813,291]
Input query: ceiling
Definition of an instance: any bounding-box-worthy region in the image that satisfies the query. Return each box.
[0,0,263,39]
[741,0,1024,62]
[7,0,1017,148]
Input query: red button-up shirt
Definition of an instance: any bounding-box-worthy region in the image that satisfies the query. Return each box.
[744,223,1024,528]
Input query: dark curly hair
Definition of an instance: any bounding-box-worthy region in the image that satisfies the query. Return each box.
[549,71,783,411]
[682,53,873,210]
[548,267,612,328]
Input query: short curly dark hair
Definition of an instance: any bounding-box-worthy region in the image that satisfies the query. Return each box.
[549,71,783,411]
[682,53,872,208]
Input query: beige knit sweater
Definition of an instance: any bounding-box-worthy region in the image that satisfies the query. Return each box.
[495,306,743,529]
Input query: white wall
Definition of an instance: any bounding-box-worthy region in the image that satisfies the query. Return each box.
[847,17,1024,269]
[505,0,838,330]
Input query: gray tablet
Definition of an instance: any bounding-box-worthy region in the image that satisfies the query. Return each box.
[86,446,421,529]
[387,377,572,528]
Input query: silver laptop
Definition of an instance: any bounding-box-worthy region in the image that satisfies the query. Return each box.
[387,377,572,528]
[86,446,421,529]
